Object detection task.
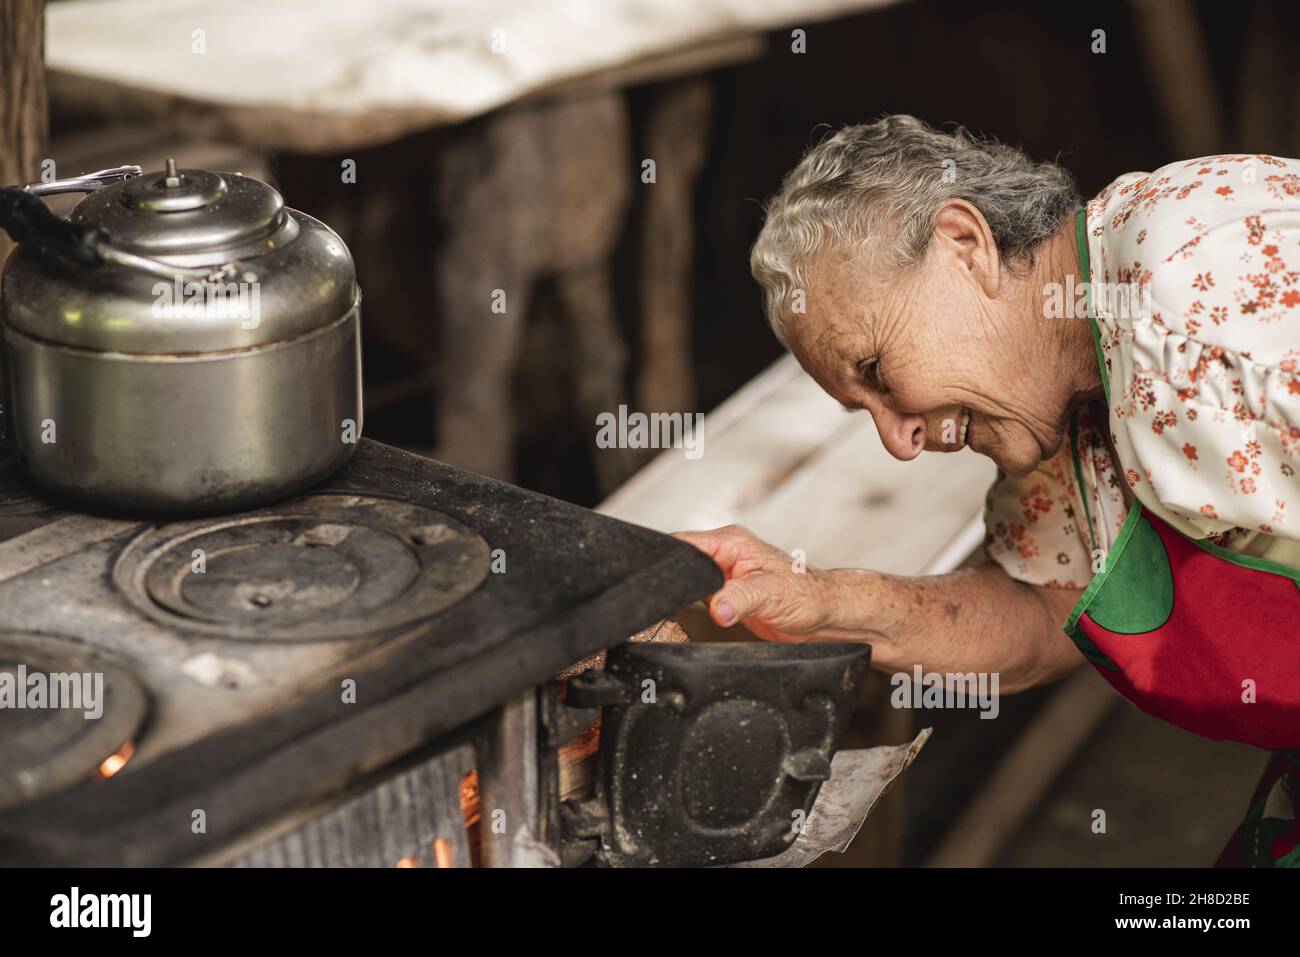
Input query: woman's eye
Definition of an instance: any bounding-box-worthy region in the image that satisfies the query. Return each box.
[861,360,883,389]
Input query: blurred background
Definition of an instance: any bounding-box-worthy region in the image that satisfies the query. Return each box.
[2,0,1296,866]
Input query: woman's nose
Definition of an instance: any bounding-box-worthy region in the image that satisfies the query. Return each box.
[873,409,927,461]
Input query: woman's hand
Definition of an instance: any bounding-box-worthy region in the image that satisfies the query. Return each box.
[673,525,837,643]
[676,525,1086,691]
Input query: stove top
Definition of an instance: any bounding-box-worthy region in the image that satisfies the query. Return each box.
[0,440,720,865]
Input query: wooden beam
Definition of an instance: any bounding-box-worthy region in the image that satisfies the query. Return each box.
[635,76,714,419]
[0,0,48,264]
[1127,0,1224,157]
[1235,0,1300,155]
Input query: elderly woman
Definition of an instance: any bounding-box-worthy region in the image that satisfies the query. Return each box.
[679,115,1300,867]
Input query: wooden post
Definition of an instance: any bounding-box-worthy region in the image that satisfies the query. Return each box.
[636,77,714,420]
[1236,0,1300,156]
[0,0,48,265]
[1127,0,1224,157]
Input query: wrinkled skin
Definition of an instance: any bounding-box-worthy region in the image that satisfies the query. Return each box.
[675,200,1102,689]
[787,200,1099,477]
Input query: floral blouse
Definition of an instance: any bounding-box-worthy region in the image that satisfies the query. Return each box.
[985,153,1300,588]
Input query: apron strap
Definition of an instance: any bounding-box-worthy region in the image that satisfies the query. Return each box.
[1075,204,1110,405]
[1069,414,1098,556]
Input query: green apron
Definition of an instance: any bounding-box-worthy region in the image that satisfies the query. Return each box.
[1064,207,1299,867]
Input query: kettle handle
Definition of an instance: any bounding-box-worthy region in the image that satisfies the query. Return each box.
[0,186,106,267]
[23,165,143,197]
[1,164,245,283]
[0,165,142,267]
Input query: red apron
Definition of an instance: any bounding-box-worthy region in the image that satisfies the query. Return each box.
[1065,208,1300,867]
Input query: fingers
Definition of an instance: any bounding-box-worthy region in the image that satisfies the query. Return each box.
[709,576,770,627]
[673,525,756,575]
[672,529,724,556]
[677,527,804,632]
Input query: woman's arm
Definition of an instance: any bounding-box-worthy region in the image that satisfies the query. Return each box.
[677,526,1086,693]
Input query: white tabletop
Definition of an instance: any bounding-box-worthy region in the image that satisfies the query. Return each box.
[48,0,898,150]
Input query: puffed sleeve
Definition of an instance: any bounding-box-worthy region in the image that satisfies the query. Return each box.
[1093,155,1300,541]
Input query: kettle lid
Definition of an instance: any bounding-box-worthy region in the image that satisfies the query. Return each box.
[71,162,288,261]
[1,162,356,355]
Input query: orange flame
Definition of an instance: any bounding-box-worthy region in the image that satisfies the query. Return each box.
[460,770,480,828]
[433,838,455,868]
[98,740,136,779]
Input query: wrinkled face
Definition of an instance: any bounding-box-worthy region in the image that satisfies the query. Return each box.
[785,243,1072,477]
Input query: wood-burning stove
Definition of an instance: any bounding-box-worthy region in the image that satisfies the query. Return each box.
[0,440,899,867]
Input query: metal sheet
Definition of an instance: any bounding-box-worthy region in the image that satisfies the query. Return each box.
[732,728,931,868]
[225,743,476,868]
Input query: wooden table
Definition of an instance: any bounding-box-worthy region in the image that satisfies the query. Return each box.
[45,0,897,150]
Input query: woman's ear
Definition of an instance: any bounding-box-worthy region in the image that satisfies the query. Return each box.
[931,199,1001,296]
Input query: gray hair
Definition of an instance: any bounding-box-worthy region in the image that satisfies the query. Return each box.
[750,114,1078,342]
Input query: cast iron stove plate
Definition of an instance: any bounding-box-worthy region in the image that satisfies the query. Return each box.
[0,440,722,865]
[0,632,147,812]
[116,495,490,641]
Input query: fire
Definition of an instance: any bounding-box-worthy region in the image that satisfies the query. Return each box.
[459,770,480,828]
[391,776,480,868]
[460,770,483,867]
[97,740,135,779]
[433,838,455,868]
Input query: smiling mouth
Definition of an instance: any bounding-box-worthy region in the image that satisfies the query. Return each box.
[958,408,971,448]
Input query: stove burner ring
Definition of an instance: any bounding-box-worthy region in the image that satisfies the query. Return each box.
[0,632,147,812]
[114,494,491,641]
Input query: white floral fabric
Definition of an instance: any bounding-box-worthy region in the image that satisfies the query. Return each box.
[985,154,1300,586]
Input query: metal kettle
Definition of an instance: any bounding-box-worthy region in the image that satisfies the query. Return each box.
[0,162,362,514]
